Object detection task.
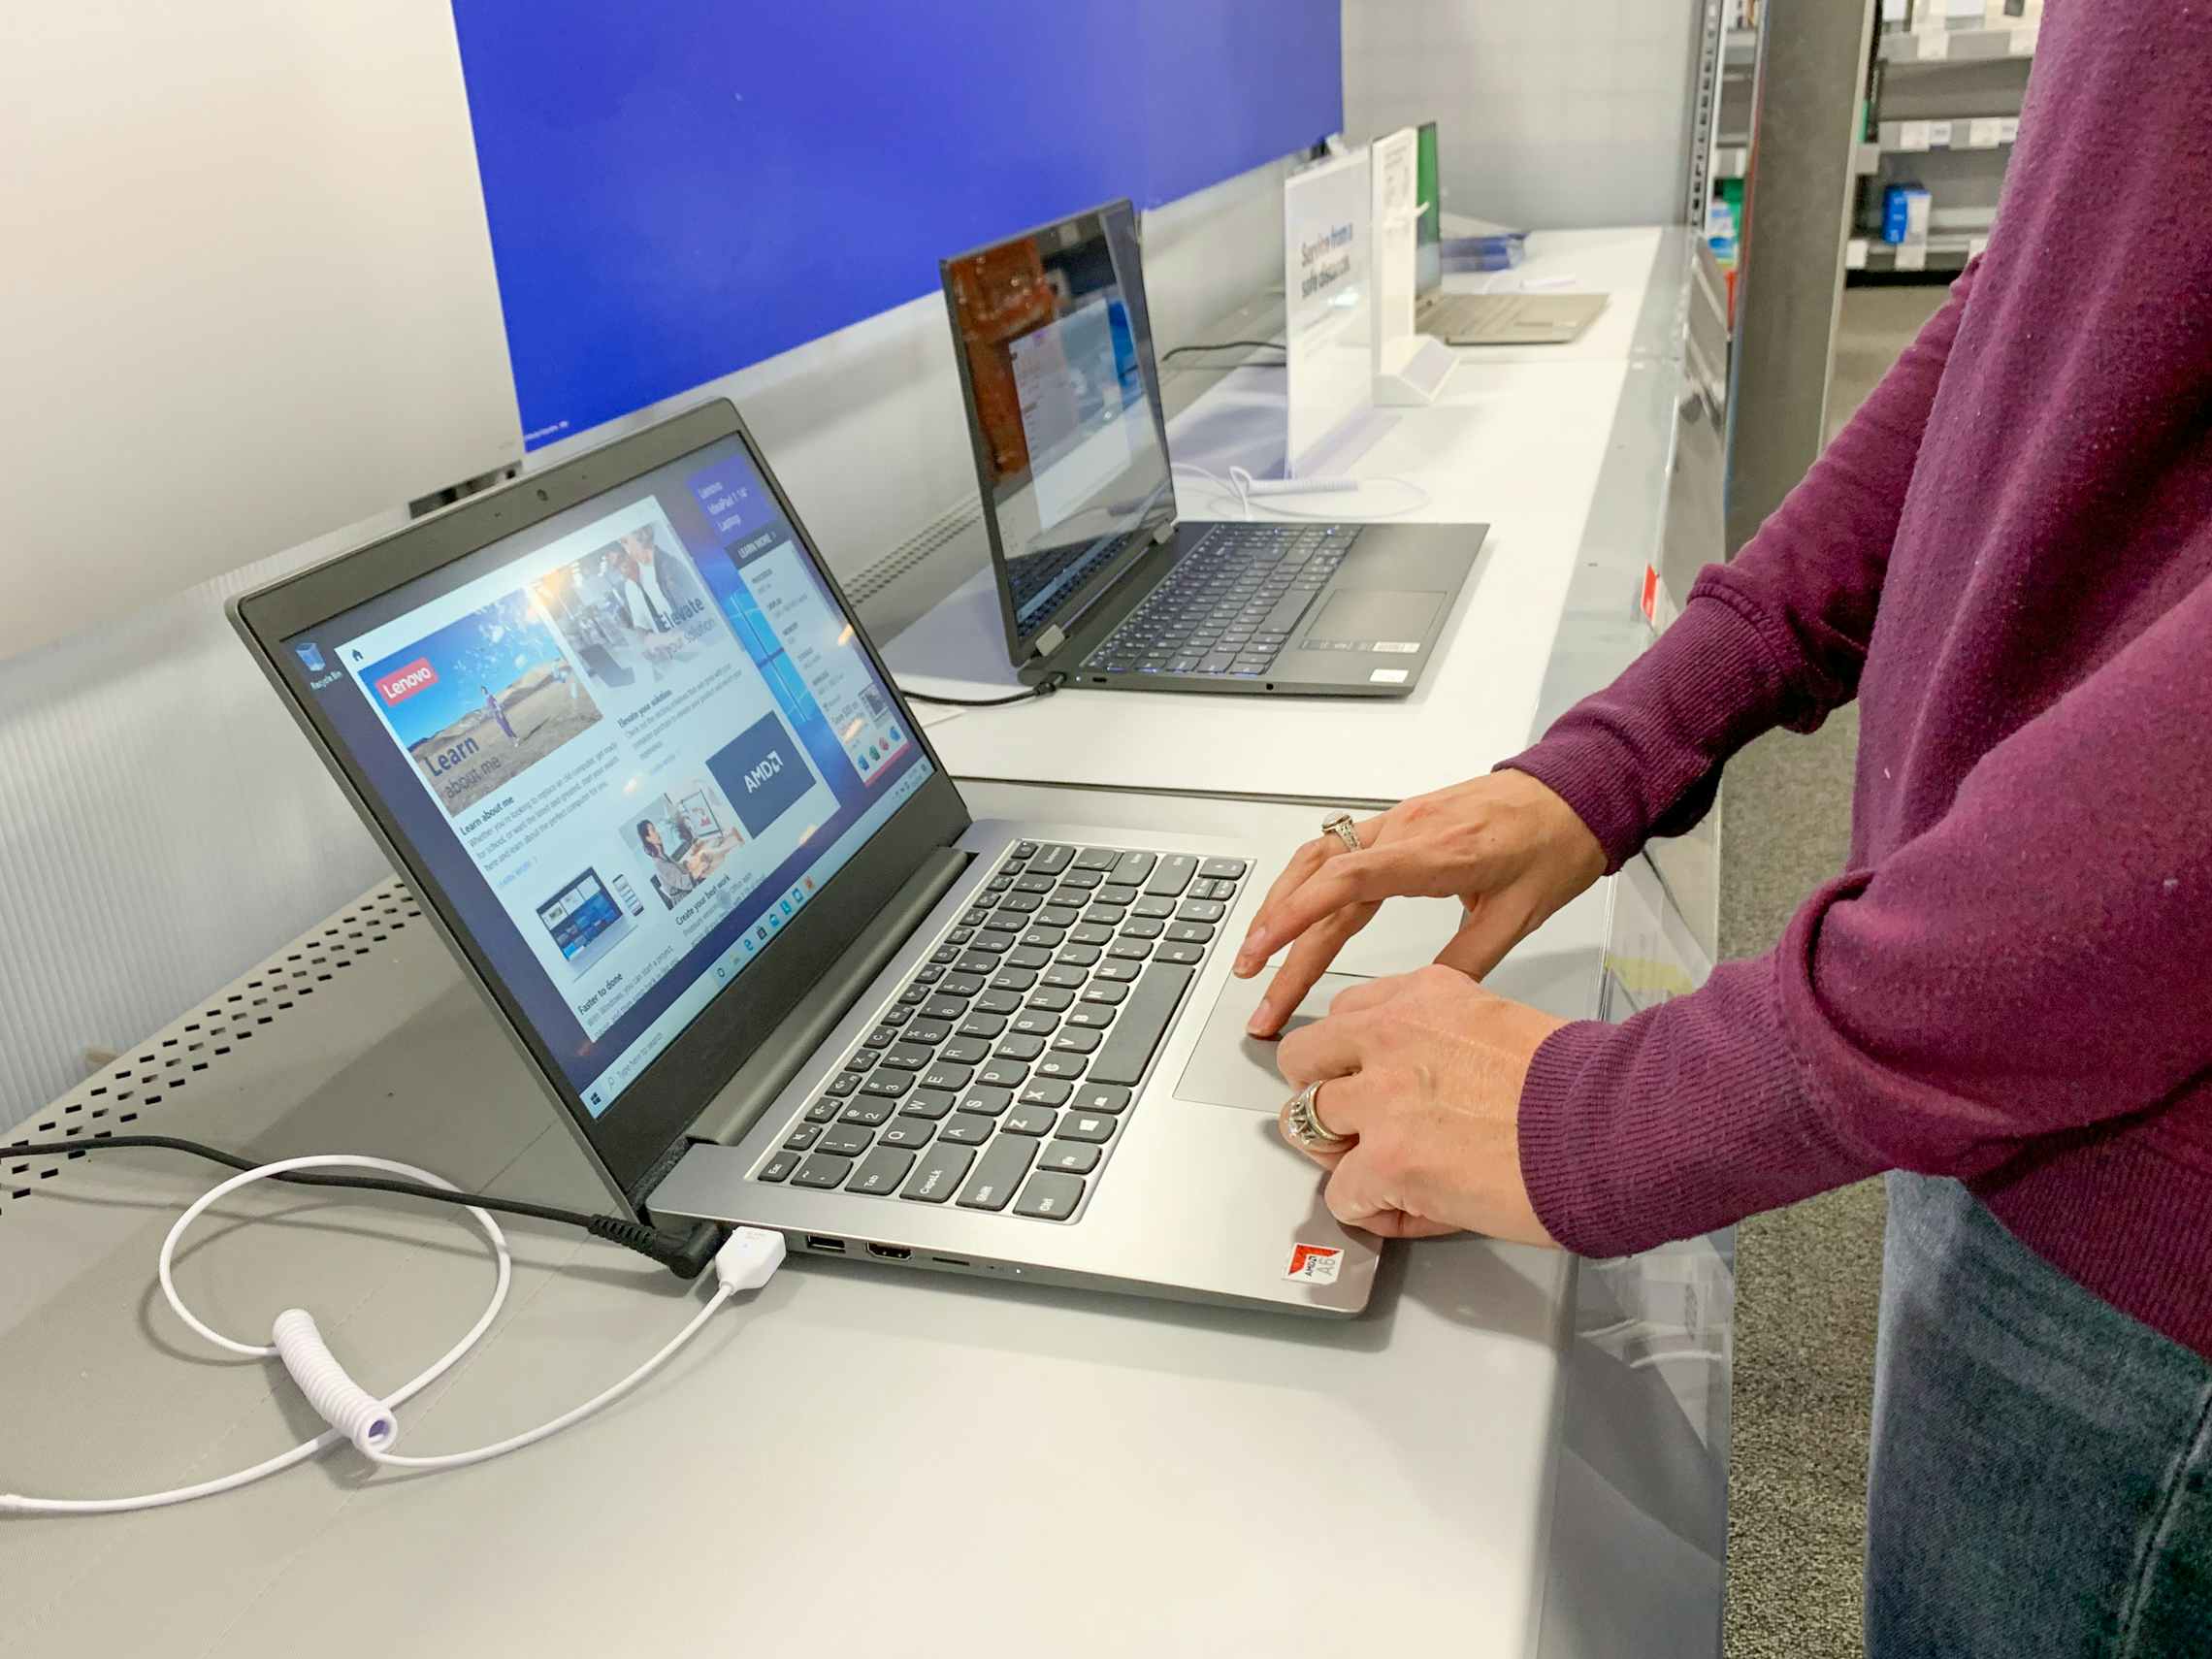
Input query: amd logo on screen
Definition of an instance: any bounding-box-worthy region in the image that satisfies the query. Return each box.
[708,713,813,837]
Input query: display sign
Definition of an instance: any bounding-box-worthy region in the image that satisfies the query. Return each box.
[1282,149,1382,475]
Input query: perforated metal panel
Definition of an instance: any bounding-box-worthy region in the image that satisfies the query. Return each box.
[0,879,422,1221]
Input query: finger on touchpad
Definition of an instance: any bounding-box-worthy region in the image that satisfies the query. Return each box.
[1175,972,1368,1114]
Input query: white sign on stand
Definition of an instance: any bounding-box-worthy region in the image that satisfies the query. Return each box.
[1368,127,1455,407]
[1282,148,1391,478]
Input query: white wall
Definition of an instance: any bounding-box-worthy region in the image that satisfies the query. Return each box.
[1342,0,1702,231]
[0,156,1297,1131]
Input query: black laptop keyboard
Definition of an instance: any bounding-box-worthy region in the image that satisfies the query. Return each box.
[1081,523,1363,678]
[753,841,1249,1222]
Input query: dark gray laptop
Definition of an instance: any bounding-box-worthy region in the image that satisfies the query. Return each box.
[941,200,1484,699]
[230,400,1379,1316]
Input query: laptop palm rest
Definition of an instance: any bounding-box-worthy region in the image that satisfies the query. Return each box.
[1175,972,1368,1113]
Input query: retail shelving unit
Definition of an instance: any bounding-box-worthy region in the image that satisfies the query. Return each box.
[1848,11,2037,281]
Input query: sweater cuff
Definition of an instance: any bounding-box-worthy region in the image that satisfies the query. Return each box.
[1497,593,1785,872]
[1516,958,1882,1256]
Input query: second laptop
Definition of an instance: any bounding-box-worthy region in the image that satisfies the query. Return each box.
[941,199,1485,699]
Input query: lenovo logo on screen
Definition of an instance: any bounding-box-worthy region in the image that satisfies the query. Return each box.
[375,659,439,704]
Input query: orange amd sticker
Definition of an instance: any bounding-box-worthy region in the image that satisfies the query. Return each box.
[1285,1243,1345,1285]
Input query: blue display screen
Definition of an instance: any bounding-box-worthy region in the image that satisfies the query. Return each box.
[448,0,1343,448]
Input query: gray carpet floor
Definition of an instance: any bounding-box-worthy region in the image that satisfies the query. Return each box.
[1717,285,1945,1658]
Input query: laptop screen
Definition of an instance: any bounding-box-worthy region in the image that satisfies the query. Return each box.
[943,199,1177,658]
[280,430,934,1120]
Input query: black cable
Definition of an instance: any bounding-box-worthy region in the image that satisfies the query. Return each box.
[1159,340,1287,368]
[1,1133,728,1280]
[899,671,1066,708]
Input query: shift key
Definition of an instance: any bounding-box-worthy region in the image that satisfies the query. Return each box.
[1087,963,1195,1086]
[956,1135,1038,1212]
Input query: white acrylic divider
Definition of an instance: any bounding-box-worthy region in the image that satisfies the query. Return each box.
[886,355,1632,804]
[1371,127,1458,407]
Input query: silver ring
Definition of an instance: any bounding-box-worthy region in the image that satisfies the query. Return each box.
[1283,1078,1351,1153]
[1320,811,1361,854]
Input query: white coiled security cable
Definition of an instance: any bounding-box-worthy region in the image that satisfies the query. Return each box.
[1,1154,782,1514]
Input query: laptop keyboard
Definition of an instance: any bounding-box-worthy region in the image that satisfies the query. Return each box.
[753,841,1249,1222]
[1080,523,1363,678]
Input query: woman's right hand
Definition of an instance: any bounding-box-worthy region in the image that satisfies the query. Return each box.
[1232,769,1608,1037]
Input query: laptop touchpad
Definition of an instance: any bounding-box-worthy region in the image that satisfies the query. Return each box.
[1176,972,1368,1113]
[1303,590,1442,648]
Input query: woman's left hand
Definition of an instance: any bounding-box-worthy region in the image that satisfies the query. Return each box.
[1274,965,1568,1246]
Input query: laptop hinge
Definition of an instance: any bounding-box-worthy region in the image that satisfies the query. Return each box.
[686,846,972,1147]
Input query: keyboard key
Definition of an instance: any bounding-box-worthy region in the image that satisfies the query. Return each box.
[939,1113,996,1146]
[1019,1078,1074,1108]
[1004,1103,1057,1136]
[1119,918,1164,939]
[1051,1026,1101,1055]
[1026,988,1076,1012]
[923,996,967,1023]
[989,909,1034,935]
[1111,851,1158,886]
[1040,1140,1101,1175]
[791,1154,854,1189]
[1036,905,1082,928]
[1073,848,1120,872]
[1090,962,1196,1085]
[1041,963,1087,990]
[818,1123,874,1157]
[1059,868,1105,890]
[758,1150,800,1183]
[940,972,987,996]
[1013,840,1038,858]
[881,1117,935,1149]
[1021,927,1066,950]
[846,1049,879,1072]
[1069,923,1115,947]
[959,1012,1008,1039]
[956,1086,1013,1116]
[826,1072,862,1096]
[957,1136,1039,1211]
[1177,898,1226,924]
[976,1058,1028,1090]
[1014,1171,1086,1220]
[1057,944,1102,967]
[880,1042,935,1071]
[1191,877,1236,902]
[864,1025,899,1049]
[1166,922,1217,945]
[1057,1113,1117,1145]
[940,1037,992,1066]
[995,1033,1047,1061]
[1156,942,1206,965]
[1013,873,1056,895]
[900,1142,975,1203]
[902,1088,957,1120]
[1065,1003,1117,1029]
[1094,960,1141,983]
[1028,844,1075,875]
[1035,1053,1088,1081]
[849,1147,916,1195]
[1006,946,1053,971]
[921,1062,975,1093]
[955,952,1000,977]
[1080,982,1129,1006]
[782,1122,821,1151]
[804,1099,840,1123]
[975,989,1024,1016]
[859,1070,914,1098]
[1197,858,1249,881]
[1130,895,1176,920]
[881,1005,914,1026]
[997,892,1043,914]
[1071,1083,1132,1115]
[990,967,1038,992]
[1097,883,1139,906]
[1010,1007,1059,1037]
[841,1095,897,1125]
[1198,653,1234,674]
[898,985,929,1006]
[968,928,1017,954]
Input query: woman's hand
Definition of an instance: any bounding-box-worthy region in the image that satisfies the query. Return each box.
[1233,770,1606,1037]
[1274,966,1567,1246]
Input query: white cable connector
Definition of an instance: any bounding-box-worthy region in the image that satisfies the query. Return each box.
[1170,461,1433,523]
[0,1165,781,1515]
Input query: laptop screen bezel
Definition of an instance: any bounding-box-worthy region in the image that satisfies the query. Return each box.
[939,197,1179,668]
[231,399,972,1209]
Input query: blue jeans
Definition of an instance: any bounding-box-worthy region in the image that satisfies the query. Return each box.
[1868,1173,2212,1656]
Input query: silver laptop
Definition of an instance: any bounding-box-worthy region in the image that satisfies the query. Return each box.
[942,199,1485,699]
[230,399,1379,1317]
[1411,120,1607,347]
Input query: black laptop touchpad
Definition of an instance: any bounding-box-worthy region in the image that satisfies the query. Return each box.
[1302,590,1442,649]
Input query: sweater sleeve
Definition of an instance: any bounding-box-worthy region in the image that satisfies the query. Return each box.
[1517,559,2212,1256]
[1500,259,1983,870]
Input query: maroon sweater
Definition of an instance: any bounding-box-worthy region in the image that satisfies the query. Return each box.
[1505,8,2212,1360]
